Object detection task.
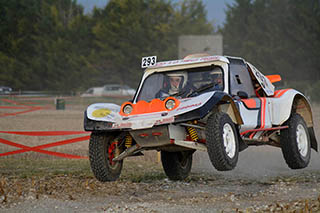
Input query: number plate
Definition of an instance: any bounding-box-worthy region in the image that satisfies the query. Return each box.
[141,56,157,68]
[248,63,274,96]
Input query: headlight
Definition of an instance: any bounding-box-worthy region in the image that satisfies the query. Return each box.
[165,99,176,110]
[123,104,133,114]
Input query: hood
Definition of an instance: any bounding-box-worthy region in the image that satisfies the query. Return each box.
[86,91,215,130]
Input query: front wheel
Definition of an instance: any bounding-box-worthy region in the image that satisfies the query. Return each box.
[89,133,123,182]
[206,112,239,171]
[161,151,193,180]
[280,113,311,169]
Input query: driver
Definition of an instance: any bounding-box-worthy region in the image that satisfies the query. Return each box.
[167,72,188,95]
[210,68,223,90]
[156,71,193,98]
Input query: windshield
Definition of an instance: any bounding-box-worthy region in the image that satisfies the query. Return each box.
[136,66,224,102]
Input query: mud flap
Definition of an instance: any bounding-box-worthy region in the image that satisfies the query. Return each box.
[308,127,318,152]
[235,126,248,152]
[238,138,248,152]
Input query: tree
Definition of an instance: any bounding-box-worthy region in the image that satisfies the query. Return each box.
[91,0,213,88]
[0,0,214,91]
[0,0,42,89]
[174,0,214,35]
[31,0,90,91]
[223,0,320,84]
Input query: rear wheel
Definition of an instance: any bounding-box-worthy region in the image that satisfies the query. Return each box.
[89,133,123,182]
[161,151,193,180]
[280,113,311,169]
[206,112,239,171]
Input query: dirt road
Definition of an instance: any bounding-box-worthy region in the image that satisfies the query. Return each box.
[1,147,319,212]
[0,98,319,212]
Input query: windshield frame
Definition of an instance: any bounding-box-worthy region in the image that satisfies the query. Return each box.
[135,65,225,103]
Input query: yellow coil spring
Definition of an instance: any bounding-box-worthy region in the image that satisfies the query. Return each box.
[187,122,198,142]
[125,134,133,148]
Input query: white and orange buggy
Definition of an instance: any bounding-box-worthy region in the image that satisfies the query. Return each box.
[84,54,318,182]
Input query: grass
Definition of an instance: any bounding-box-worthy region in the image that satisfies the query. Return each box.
[0,157,165,181]
[0,158,93,178]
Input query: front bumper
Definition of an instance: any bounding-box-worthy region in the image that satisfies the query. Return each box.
[130,124,207,151]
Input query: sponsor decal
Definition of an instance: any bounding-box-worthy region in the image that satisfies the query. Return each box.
[177,102,202,111]
[112,122,132,129]
[92,108,112,118]
[153,56,221,68]
[155,117,174,125]
[249,63,274,96]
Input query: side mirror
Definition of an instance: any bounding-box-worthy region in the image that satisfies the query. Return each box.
[237,91,248,99]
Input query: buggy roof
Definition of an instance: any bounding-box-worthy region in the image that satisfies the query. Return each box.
[145,55,229,74]
[142,54,276,96]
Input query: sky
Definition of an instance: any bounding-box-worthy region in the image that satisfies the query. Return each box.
[77,0,236,27]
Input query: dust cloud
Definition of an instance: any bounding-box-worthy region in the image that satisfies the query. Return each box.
[192,107,320,180]
[192,146,320,180]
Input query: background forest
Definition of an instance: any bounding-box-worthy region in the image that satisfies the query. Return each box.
[0,0,319,100]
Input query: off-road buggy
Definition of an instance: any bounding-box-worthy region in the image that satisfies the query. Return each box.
[84,54,318,182]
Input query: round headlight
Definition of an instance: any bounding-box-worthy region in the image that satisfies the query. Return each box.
[123,104,133,114]
[165,99,176,110]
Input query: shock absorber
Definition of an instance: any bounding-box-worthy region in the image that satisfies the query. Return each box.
[125,134,133,148]
[186,121,199,142]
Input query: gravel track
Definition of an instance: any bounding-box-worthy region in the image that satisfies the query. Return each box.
[0,100,319,212]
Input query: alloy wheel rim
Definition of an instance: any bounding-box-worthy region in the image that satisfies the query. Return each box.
[223,123,236,158]
[296,124,308,157]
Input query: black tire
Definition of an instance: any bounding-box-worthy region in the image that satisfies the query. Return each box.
[161,151,193,180]
[280,113,311,169]
[89,132,123,182]
[206,112,239,171]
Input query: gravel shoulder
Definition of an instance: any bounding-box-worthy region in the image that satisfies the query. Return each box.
[1,155,320,212]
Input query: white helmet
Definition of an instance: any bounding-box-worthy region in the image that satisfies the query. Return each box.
[210,67,222,75]
[210,67,222,82]
[167,71,188,88]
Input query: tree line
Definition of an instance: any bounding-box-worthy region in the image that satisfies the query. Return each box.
[0,0,213,92]
[222,0,320,100]
[0,0,319,99]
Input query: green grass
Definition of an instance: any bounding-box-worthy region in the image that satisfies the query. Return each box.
[0,158,93,178]
[0,157,165,181]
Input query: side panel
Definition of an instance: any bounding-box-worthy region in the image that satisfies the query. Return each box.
[270,89,301,125]
[237,98,272,132]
